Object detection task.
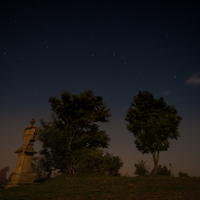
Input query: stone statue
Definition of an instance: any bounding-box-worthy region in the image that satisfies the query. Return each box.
[7,119,40,188]
[16,119,39,152]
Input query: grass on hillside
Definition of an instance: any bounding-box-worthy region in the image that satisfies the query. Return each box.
[0,175,200,200]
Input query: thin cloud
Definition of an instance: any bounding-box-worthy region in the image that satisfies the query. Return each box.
[185,72,200,86]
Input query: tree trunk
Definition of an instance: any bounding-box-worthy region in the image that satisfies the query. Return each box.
[170,163,173,177]
[66,135,73,175]
[152,151,159,176]
[66,152,72,174]
[67,162,72,174]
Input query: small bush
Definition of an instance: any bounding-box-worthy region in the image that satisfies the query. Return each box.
[178,171,189,177]
[150,165,171,176]
[70,148,123,176]
[157,165,171,176]
[134,160,149,176]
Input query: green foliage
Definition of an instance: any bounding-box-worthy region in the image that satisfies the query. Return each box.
[39,120,110,174]
[103,152,123,176]
[151,165,171,176]
[39,120,69,173]
[70,148,123,176]
[49,90,110,124]
[125,91,182,175]
[134,160,149,176]
[125,91,182,154]
[39,90,111,174]
[178,171,189,177]
[32,156,52,180]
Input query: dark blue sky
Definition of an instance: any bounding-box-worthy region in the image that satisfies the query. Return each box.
[1,0,200,177]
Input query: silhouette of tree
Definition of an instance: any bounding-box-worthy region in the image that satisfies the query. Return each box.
[126,91,182,176]
[39,90,111,174]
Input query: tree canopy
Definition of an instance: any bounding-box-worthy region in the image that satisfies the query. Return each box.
[49,90,110,124]
[125,91,182,176]
[39,90,111,174]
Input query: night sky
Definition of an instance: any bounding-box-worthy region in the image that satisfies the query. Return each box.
[1,0,200,177]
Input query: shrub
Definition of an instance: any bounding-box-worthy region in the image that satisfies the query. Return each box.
[70,148,123,176]
[178,171,189,177]
[157,165,171,176]
[134,160,149,176]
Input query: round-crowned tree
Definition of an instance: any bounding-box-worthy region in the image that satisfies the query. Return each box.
[125,91,182,176]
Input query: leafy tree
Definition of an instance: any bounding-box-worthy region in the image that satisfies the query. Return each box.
[39,90,111,174]
[125,91,182,176]
[134,160,149,176]
[178,171,189,177]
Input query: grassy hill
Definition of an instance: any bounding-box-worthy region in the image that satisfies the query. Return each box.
[1,175,200,200]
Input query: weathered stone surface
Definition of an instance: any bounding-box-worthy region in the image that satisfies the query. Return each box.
[7,119,39,188]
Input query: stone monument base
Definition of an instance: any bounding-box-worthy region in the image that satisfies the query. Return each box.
[7,119,40,188]
[7,148,38,188]
[6,182,40,189]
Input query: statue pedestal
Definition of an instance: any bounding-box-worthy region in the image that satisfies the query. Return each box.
[6,119,40,188]
[7,149,38,188]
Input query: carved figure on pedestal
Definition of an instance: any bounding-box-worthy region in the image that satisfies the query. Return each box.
[7,119,40,188]
[16,119,39,153]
